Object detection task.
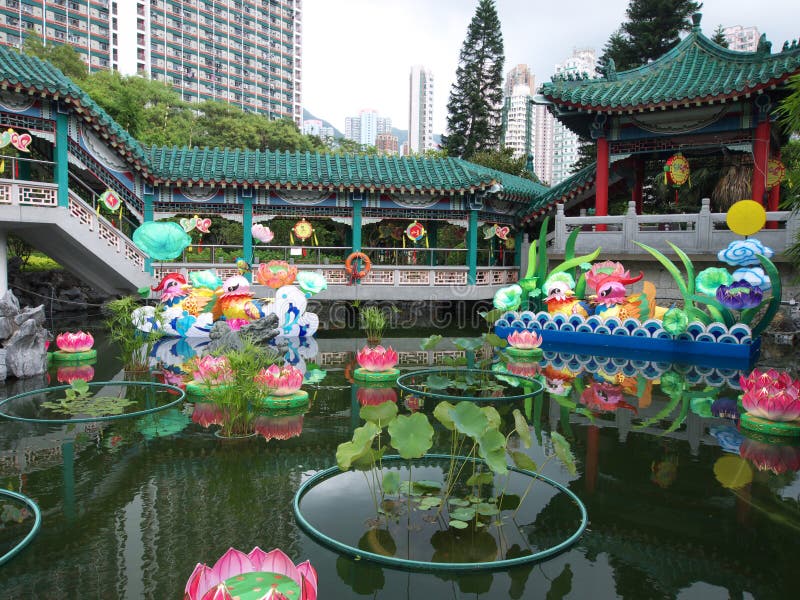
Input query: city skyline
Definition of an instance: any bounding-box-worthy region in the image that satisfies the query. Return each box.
[303,0,799,136]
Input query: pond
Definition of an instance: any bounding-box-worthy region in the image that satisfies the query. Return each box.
[0,325,798,599]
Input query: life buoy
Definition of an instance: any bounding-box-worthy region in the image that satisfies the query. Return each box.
[345,252,372,280]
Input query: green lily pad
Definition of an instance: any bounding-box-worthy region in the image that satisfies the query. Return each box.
[449,519,469,529]
[420,334,443,350]
[513,409,532,448]
[419,497,441,509]
[481,406,502,431]
[448,498,470,507]
[360,401,398,427]
[450,402,489,440]
[450,507,476,521]
[336,422,380,470]
[351,446,386,471]
[425,374,452,390]
[388,413,434,459]
[482,332,508,348]
[476,503,500,516]
[552,431,577,475]
[382,470,400,495]
[413,480,443,491]
[466,472,494,486]
[511,451,538,472]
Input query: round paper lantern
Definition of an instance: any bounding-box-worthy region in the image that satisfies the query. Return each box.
[726,200,767,237]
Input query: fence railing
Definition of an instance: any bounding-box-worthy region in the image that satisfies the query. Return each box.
[553,199,799,255]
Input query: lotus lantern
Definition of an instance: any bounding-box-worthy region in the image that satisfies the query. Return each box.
[356,345,399,372]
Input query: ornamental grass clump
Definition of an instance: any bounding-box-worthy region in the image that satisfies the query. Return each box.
[105,296,163,373]
[359,305,388,344]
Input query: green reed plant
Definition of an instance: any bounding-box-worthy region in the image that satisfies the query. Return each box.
[360,305,388,343]
[105,296,163,373]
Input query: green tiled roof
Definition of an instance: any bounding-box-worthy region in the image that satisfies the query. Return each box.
[0,46,149,165]
[541,24,800,112]
[521,163,597,222]
[145,146,546,201]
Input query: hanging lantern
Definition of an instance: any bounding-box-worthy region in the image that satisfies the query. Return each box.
[99,190,121,212]
[291,218,317,245]
[405,221,426,243]
[0,127,31,152]
[495,225,510,241]
[483,224,497,240]
[766,158,787,190]
[664,152,691,203]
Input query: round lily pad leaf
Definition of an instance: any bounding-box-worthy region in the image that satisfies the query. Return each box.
[387,413,434,459]
[449,519,469,529]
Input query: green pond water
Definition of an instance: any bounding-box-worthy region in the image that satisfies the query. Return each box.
[0,326,798,599]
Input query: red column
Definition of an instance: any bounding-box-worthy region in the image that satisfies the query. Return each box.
[596,137,609,231]
[767,149,780,230]
[751,120,770,206]
[633,158,644,215]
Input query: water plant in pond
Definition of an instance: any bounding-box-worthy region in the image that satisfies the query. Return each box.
[336,399,575,534]
[359,305,388,344]
[105,295,164,372]
[41,379,137,418]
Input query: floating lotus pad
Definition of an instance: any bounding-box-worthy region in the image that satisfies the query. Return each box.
[353,367,400,383]
[49,349,97,363]
[185,382,232,398]
[257,390,309,410]
[504,346,543,360]
[222,571,300,599]
[132,221,192,260]
[740,414,800,438]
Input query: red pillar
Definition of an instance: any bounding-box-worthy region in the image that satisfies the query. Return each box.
[767,149,780,230]
[751,120,770,206]
[633,158,644,215]
[596,137,609,231]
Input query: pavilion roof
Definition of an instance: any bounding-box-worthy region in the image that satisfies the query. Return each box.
[540,15,800,114]
[0,45,150,169]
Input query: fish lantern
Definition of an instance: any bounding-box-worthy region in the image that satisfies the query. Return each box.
[664,152,691,203]
[291,218,317,245]
[132,221,191,260]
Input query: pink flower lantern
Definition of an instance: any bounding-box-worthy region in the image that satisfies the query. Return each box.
[56,331,94,353]
[740,369,800,422]
[740,437,800,475]
[506,330,542,350]
[57,365,95,385]
[184,547,317,600]
[357,386,398,406]
[356,345,399,372]
[253,414,305,441]
[192,356,234,385]
[255,364,304,396]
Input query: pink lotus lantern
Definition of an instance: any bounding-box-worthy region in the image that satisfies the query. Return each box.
[506,330,542,350]
[356,345,399,372]
[184,547,317,600]
[255,260,298,289]
[740,369,800,422]
[56,331,94,353]
[507,362,540,378]
[192,356,234,385]
[255,364,304,396]
[357,386,398,406]
[56,365,95,385]
[190,403,226,428]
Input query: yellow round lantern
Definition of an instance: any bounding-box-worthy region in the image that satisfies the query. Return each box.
[713,455,753,490]
[664,152,691,187]
[727,200,767,237]
[766,158,786,190]
[291,218,315,243]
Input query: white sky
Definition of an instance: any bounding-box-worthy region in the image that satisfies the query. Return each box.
[301,0,800,136]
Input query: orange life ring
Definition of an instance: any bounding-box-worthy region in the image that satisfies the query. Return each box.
[345,252,372,280]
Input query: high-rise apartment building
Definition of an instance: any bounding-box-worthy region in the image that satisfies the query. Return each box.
[0,0,303,125]
[302,119,333,141]
[532,104,554,185]
[344,116,360,143]
[501,84,533,160]
[552,48,596,184]
[722,25,760,52]
[408,65,434,153]
[504,64,534,98]
[344,109,391,147]
[376,132,398,155]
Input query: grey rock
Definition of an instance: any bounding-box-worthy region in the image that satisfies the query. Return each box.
[0,290,20,317]
[13,305,46,326]
[0,317,15,341]
[208,321,244,353]
[239,313,280,345]
[0,348,6,381]
[5,318,48,378]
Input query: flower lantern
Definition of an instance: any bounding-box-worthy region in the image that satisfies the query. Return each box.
[291,218,317,245]
[255,364,305,397]
[715,280,763,310]
[255,260,298,288]
[52,331,97,363]
[766,158,786,190]
[184,547,317,600]
[506,330,543,360]
[740,368,800,437]
[354,345,400,382]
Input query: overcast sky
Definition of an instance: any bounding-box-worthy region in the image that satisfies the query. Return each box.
[302,0,800,136]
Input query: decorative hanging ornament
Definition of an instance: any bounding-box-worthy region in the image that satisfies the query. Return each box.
[180,216,198,233]
[495,225,510,241]
[766,158,787,190]
[291,218,317,245]
[0,127,32,152]
[483,224,497,240]
[196,217,211,233]
[405,221,426,243]
[99,189,121,212]
[664,152,691,204]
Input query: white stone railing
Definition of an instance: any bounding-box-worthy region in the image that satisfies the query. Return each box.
[553,199,800,256]
[0,178,147,272]
[153,264,519,287]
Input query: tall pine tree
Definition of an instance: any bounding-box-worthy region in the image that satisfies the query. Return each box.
[711,25,729,47]
[444,0,505,159]
[598,0,702,73]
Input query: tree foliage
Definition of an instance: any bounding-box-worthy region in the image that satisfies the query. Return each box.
[21,33,87,81]
[469,147,539,181]
[597,0,702,72]
[711,25,729,47]
[444,0,505,159]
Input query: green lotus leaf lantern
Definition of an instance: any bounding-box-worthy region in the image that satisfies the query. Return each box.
[662,307,689,335]
[493,284,523,311]
[695,267,733,297]
[132,221,192,260]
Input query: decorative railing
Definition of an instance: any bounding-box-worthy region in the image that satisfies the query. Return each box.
[152,263,519,287]
[0,178,147,273]
[553,199,800,256]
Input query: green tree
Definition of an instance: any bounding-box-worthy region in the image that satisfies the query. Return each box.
[597,0,702,72]
[469,147,539,181]
[711,25,729,47]
[21,33,87,81]
[443,0,505,158]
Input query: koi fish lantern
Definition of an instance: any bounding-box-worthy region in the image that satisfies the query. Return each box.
[134,267,326,339]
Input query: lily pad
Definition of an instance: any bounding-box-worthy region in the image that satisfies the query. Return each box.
[478,428,508,474]
[466,472,494,486]
[551,431,577,475]
[449,519,469,529]
[450,402,489,440]
[336,422,380,470]
[476,503,500,516]
[425,374,452,390]
[513,409,532,448]
[360,401,398,427]
[413,480,443,491]
[433,401,457,430]
[481,406,502,431]
[448,498,470,507]
[482,333,508,348]
[450,507,476,521]
[388,413,434,459]
[382,470,400,495]
[420,334,443,350]
[511,451,538,472]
